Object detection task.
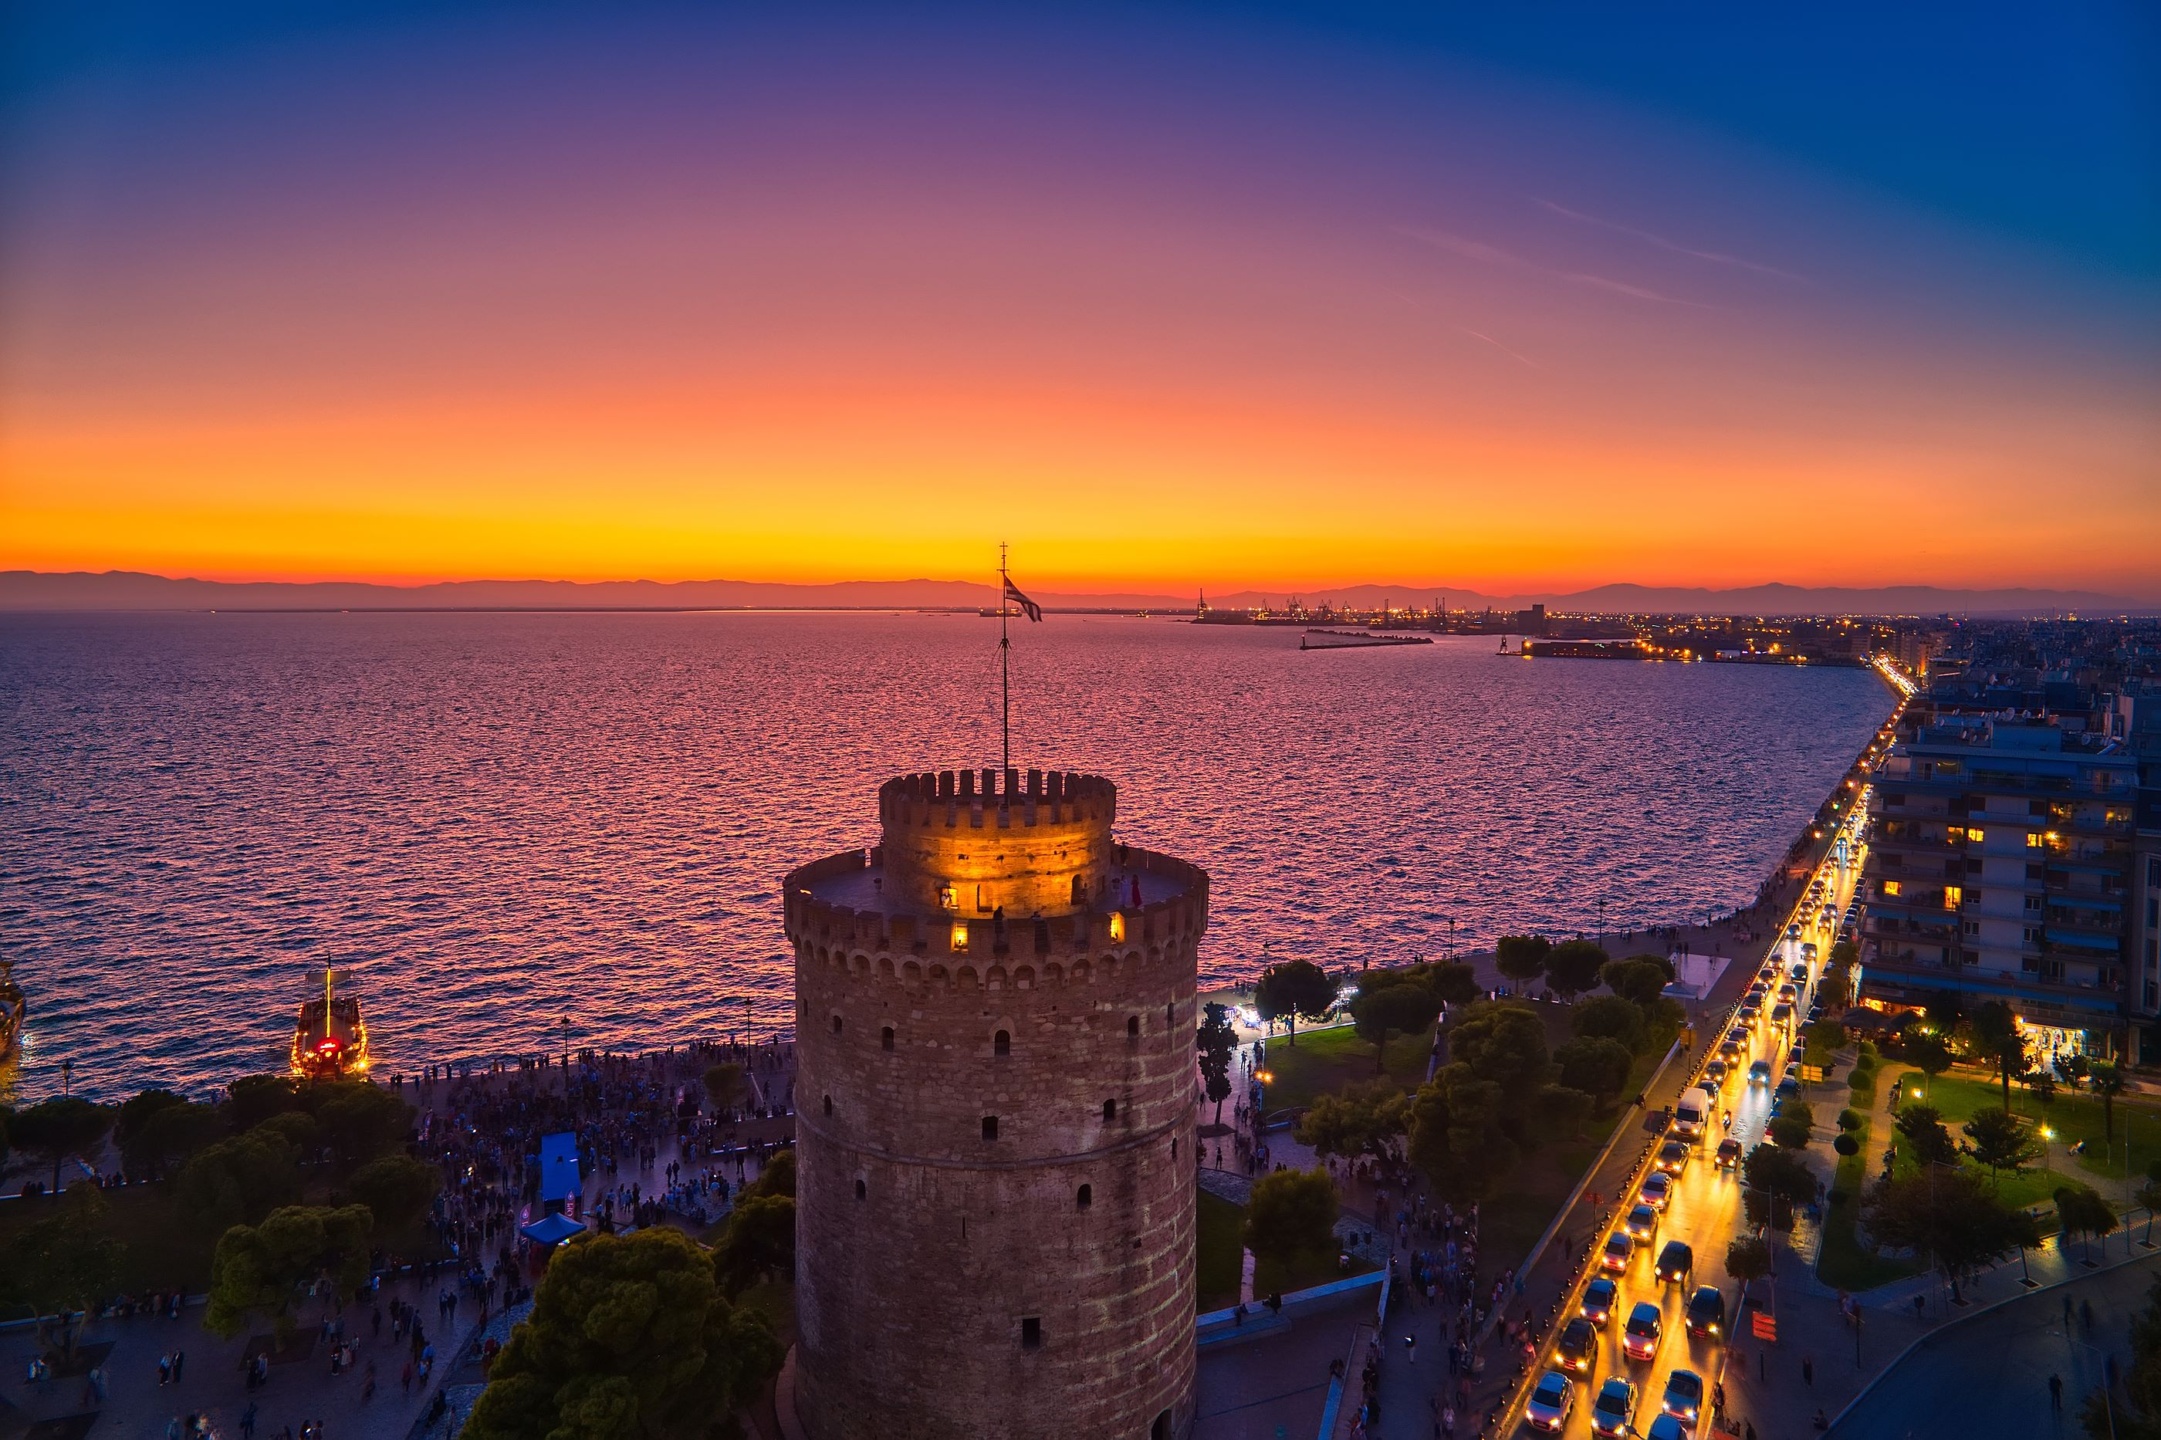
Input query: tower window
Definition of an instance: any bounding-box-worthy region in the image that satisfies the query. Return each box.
[823,1095,833,1117]
[854,1178,866,1200]
[994,1029,1011,1057]
[1102,1099,1117,1121]
[881,1026,895,1051]
[831,1015,843,1035]
[1077,1184,1092,1210]
[1021,1317,1042,1350]
[1127,1015,1140,1039]
[982,1115,1000,1141]
[1166,1002,1175,1027]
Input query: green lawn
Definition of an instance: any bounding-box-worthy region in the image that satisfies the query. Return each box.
[1817,1115,1920,1291]
[1897,1069,2161,1186]
[1196,1189,1245,1311]
[1261,1024,1432,1112]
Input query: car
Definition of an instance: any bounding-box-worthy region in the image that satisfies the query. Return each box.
[1718,1037,1744,1064]
[1748,1060,1773,1086]
[1655,1239,1694,1285]
[1807,1005,1825,1025]
[1640,1170,1674,1212]
[1526,1369,1574,1432]
[1802,941,1819,964]
[1581,1276,1620,1326]
[1646,1415,1690,1440]
[1770,1002,1794,1030]
[1622,1302,1663,1361]
[1601,1231,1634,1273]
[1686,1285,1727,1338]
[1662,1368,1705,1426]
[1737,1005,1761,1031]
[1776,983,1798,1004]
[1655,1139,1691,1175]
[1744,982,1767,1003]
[1671,1101,1706,1143]
[1556,1317,1598,1374]
[1592,1377,1638,1438]
[1704,1059,1728,1087]
[1786,923,1802,940]
[1715,1137,1743,1170]
[1626,1203,1660,1244]
[1775,1077,1801,1104]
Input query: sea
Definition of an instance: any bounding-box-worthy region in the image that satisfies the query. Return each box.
[0,611,1890,1100]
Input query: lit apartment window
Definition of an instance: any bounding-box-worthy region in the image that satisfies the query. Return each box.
[1966,828,1986,843]
[2026,833,2045,849]
[1944,886,1963,910]
[1883,881,1902,898]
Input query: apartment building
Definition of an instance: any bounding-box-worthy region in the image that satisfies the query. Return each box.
[1860,713,2141,1059]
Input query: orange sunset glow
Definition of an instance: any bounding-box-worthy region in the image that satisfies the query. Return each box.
[3,7,2155,599]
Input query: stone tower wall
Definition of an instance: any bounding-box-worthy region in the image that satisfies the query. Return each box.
[787,798,1208,1440]
[877,768,1118,917]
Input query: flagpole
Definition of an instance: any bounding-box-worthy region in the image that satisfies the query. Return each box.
[1000,540,1011,778]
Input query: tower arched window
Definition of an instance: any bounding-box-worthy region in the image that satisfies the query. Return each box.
[1102,1099,1116,1121]
[1127,1015,1140,1040]
[881,1025,895,1051]
[1076,1184,1092,1210]
[994,1029,1011,1057]
[823,1095,833,1117]
[831,1014,843,1035]
[854,1178,866,1201]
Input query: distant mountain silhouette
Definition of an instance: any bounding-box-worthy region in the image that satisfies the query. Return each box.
[2,570,2150,617]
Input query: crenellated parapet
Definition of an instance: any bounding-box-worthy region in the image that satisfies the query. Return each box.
[785,845,1209,985]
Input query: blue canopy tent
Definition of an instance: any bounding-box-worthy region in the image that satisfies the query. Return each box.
[520,1211,588,1247]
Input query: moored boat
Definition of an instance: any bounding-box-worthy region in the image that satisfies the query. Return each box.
[291,967,370,1079]
[0,958,24,1061]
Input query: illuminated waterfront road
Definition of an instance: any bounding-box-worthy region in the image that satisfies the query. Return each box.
[1504,814,1868,1440]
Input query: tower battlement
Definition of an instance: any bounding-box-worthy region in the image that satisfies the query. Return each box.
[786,771,1207,1440]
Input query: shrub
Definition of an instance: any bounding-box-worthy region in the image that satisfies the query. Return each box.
[1837,1108,1864,1132]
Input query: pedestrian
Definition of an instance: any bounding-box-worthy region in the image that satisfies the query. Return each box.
[2050,1373,2064,1410]
[159,1355,172,1387]
[174,1350,186,1383]
[1745,1422,1756,1440]
[1802,1354,1813,1385]
[1405,1333,1417,1364]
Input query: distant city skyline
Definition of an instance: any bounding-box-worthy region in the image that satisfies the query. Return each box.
[3,5,2155,593]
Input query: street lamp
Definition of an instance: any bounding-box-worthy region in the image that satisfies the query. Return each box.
[60,1059,73,1097]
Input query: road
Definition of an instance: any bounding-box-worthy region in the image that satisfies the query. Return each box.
[1503,805,1870,1440]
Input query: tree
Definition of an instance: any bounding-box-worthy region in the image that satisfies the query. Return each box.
[10,1097,115,1193]
[348,1153,442,1232]
[310,1082,411,1167]
[2084,1275,2161,1440]
[1242,1168,1338,1263]
[712,1194,796,1297]
[1903,1030,1953,1085]
[205,1203,376,1340]
[703,1064,745,1113]
[1600,958,1671,1010]
[1446,1004,1552,1095]
[5,1183,124,1344]
[177,1129,301,1234]
[1295,1081,1411,1162]
[463,1226,782,1440]
[1570,995,1645,1051]
[1962,1108,2041,1176]
[1972,1002,2026,1113]
[740,1148,794,1203]
[115,1088,189,1156]
[1724,1234,1771,1293]
[1252,960,1341,1047]
[1427,962,1482,1008]
[2091,1061,2126,1146]
[2055,1183,2119,1265]
[1494,935,1550,989]
[1533,1084,1594,1139]
[1408,1072,1518,1204]
[1351,983,1441,1072]
[1741,1143,1816,1227]
[1894,1104,1959,1168]
[1196,1003,1238,1126]
[2055,1053,2091,1090]
[1865,1167,2041,1289]
[227,1074,300,1130]
[1769,1103,1816,1151]
[1554,1036,1633,1108]
[121,1100,226,1179]
[1544,940,1610,999]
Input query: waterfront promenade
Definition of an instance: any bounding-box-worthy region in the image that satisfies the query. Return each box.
[1,1046,795,1440]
